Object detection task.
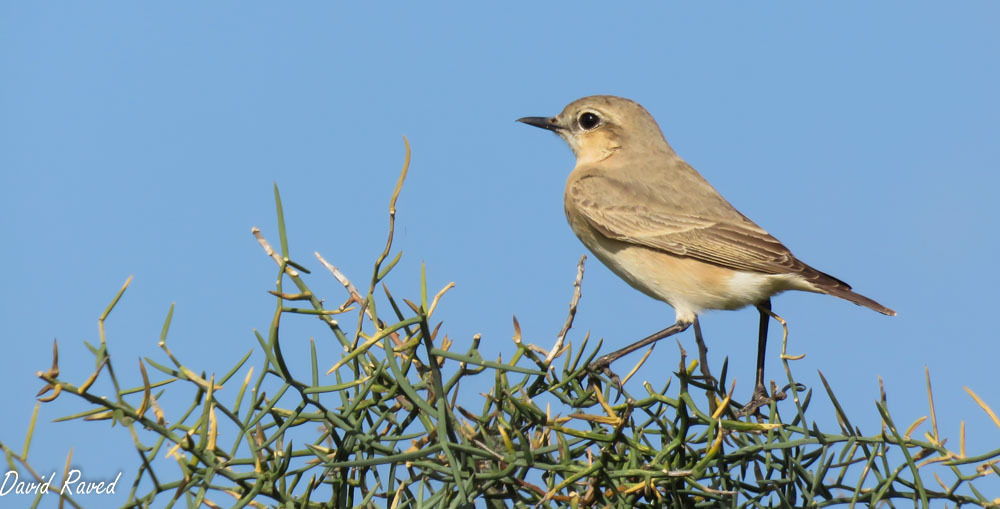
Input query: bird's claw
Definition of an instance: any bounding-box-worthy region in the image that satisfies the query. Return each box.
[584,360,625,402]
[737,383,773,417]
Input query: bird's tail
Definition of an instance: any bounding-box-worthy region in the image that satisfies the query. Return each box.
[807,268,896,316]
[819,284,896,316]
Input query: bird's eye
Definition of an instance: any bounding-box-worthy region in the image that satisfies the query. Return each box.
[578,112,601,130]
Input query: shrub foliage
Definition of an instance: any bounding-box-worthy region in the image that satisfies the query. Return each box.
[5,140,999,508]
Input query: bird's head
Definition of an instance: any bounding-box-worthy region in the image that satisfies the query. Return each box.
[518,95,674,164]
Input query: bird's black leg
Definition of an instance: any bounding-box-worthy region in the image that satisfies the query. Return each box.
[739,299,773,416]
[587,320,692,392]
[590,320,692,371]
[753,299,771,400]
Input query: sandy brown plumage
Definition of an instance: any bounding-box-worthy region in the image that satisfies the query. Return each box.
[567,166,896,316]
[518,94,895,404]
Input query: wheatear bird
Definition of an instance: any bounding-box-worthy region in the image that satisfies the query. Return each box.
[518,95,895,404]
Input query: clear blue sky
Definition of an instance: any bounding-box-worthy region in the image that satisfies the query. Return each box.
[2,2,998,506]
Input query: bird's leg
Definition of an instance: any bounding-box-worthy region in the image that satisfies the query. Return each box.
[754,299,771,399]
[739,299,773,416]
[588,320,692,389]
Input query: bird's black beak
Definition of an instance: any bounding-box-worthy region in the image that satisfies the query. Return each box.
[516,116,564,132]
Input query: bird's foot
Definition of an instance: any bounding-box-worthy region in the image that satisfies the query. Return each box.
[585,355,624,402]
[737,381,806,417]
[738,383,773,417]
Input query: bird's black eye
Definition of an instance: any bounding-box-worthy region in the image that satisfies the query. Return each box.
[578,112,601,130]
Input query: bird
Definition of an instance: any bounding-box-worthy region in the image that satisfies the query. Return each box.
[517,95,895,407]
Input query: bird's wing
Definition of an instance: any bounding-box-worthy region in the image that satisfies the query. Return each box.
[568,171,811,275]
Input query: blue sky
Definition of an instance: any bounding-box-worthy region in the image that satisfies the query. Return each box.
[2,2,998,506]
